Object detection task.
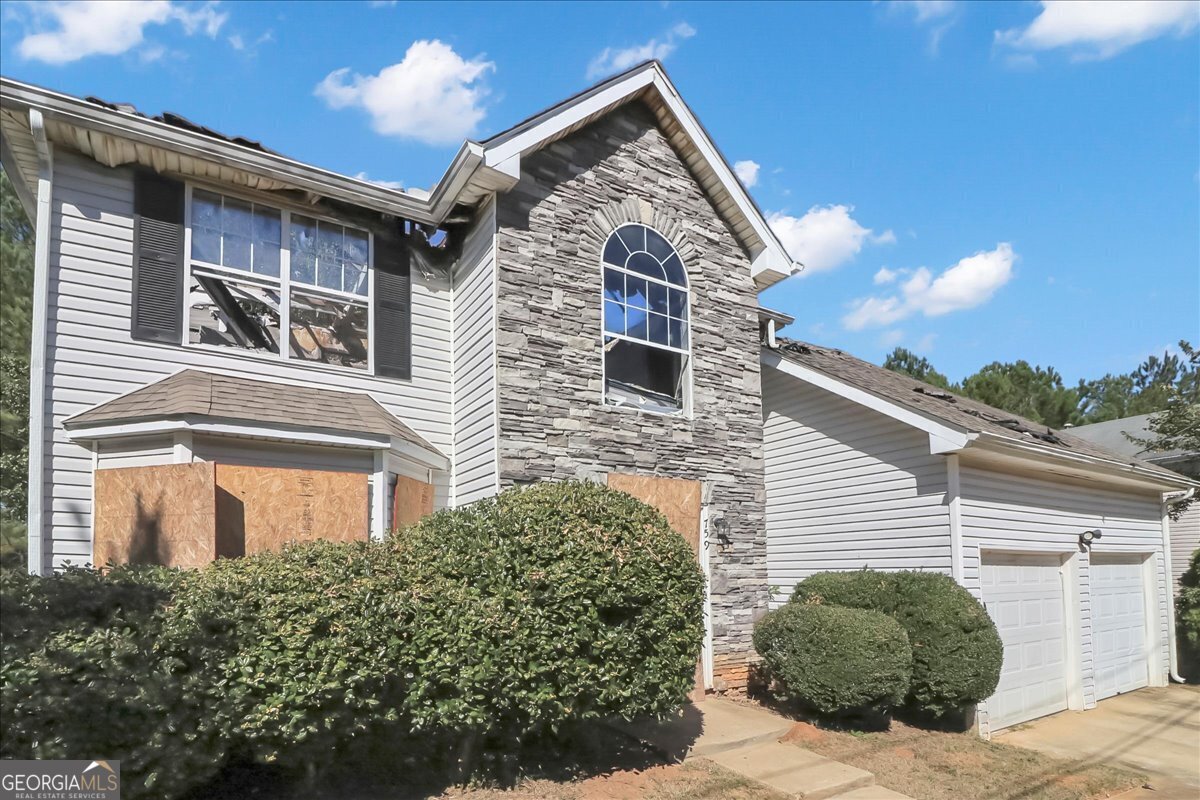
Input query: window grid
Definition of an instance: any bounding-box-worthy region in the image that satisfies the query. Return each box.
[184,185,374,374]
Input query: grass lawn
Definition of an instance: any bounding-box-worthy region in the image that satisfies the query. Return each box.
[783,720,1145,800]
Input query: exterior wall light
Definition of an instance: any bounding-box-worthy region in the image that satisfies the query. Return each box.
[1080,529,1102,547]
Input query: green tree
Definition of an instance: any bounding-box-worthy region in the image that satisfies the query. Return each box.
[882,347,951,389]
[0,167,32,566]
[1079,344,1198,422]
[960,361,1082,429]
[1127,342,1200,455]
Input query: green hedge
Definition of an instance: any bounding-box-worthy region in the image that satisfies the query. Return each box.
[789,570,1003,716]
[396,480,706,738]
[1178,548,1200,680]
[0,566,231,800]
[753,602,911,715]
[0,480,705,797]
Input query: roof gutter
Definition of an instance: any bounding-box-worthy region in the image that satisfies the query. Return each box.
[967,431,1198,490]
[0,77,482,226]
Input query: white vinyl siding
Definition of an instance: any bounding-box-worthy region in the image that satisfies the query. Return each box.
[450,199,498,505]
[762,366,953,606]
[95,436,174,469]
[959,464,1169,710]
[38,153,453,569]
[1170,502,1199,597]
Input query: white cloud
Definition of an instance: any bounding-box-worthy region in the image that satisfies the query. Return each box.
[880,329,906,348]
[16,1,227,65]
[842,243,1015,330]
[874,267,899,285]
[587,22,696,79]
[315,40,495,145]
[888,1,959,54]
[914,333,937,353]
[768,204,895,275]
[996,1,1199,60]
[353,171,405,190]
[734,160,760,188]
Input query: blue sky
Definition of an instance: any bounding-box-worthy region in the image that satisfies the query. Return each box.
[1,1,1197,383]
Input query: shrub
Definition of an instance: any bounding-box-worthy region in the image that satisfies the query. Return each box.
[0,565,231,800]
[181,539,416,766]
[1178,548,1200,679]
[790,569,1003,716]
[753,602,911,715]
[392,480,706,745]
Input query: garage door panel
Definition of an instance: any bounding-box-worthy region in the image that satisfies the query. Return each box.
[982,553,1069,730]
[1091,554,1149,700]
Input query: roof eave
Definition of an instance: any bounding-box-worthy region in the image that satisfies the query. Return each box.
[967,431,1197,491]
[0,76,481,226]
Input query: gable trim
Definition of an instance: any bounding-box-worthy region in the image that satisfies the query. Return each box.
[762,348,973,452]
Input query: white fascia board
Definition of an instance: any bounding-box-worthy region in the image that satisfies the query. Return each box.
[391,437,451,471]
[481,68,658,166]
[971,432,1199,491]
[66,418,391,450]
[0,77,476,226]
[762,349,973,453]
[645,70,797,285]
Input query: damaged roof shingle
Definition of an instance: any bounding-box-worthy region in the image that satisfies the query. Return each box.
[773,339,1185,480]
[85,96,280,156]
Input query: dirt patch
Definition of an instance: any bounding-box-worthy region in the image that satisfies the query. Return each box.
[788,719,1145,800]
[780,722,826,746]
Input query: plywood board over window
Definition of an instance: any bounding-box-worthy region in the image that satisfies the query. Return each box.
[214,464,368,556]
[606,473,702,555]
[94,462,217,569]
[392,474,434,529]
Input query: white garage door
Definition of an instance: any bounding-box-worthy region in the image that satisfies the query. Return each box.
[981,553,1069,730]
[1091,554,1149,700]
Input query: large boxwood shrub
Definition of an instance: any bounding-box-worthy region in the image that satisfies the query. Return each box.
[753,602,911,715]
[790,569,1003,715]
[0,565,232,800]
[392,480,706,744]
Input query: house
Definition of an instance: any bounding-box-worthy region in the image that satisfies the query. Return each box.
[2,62,1193,713]
[761,341,1195,731]
[1068,413,1200,597]
[0,61,796,696]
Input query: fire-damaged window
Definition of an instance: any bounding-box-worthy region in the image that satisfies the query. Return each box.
[186,188,372,371]
[601,223,689,413]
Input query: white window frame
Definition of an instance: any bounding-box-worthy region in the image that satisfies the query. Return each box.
[599,222,693,417]
[183,183,375,375]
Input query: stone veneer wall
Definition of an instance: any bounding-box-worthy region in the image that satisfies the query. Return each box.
[493,101,768,694]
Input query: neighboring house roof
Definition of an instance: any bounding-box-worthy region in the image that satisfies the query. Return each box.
[64,369,441,457]
[0,61,798,289]
[764,340,1194,490]
[1069,413,1198,478]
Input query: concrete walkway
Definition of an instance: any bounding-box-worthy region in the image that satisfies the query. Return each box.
[997,686,1200,797]
[612,699,914,799]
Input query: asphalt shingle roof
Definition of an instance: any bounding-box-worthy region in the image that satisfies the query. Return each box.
[65,369,440,454]
[773,340,1188,484]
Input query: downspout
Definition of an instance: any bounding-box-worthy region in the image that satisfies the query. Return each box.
[1163,487,1195,683]
[25,109,53,575]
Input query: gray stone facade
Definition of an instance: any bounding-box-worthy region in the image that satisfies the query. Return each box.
[493,101,768,692]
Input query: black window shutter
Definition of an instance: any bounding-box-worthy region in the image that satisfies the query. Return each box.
[374,232,412,379]
[131,172,185,344]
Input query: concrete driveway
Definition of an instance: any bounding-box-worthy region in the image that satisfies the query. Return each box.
[997,686,1200,797]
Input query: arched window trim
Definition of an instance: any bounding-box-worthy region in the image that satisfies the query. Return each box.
[600,222,691,414]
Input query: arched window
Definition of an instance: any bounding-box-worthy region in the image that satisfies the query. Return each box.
[601,223,689,412]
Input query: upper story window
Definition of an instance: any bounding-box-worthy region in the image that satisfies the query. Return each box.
[186,187,371,372]
[601,223,690,414]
